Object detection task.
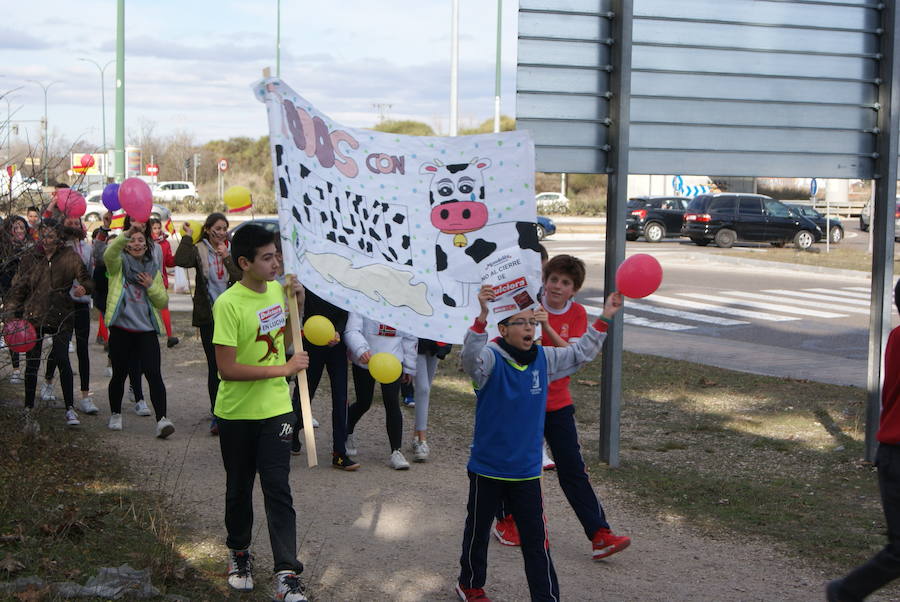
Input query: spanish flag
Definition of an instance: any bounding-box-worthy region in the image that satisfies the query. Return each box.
[164,218,175,235]
[110,210,126,229]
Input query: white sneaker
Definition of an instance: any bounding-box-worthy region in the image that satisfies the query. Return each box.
[312,417,319,428]
[226,549,253,592]
[412,439,430,462]
[108,413,123,431]
[9,370,22,384]
[389,449,410,470]
[542,442,556,471]
[65,408,80,426]
[273,570,307,602]
[78,396,99,415]
[134,400,152,417]
[156,416,174,439]
[345,433,358,456]
[127,387,135,402]
[68,341,74,353]
[40,382,56,401]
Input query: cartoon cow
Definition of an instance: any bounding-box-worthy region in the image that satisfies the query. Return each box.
[420,157,540,307]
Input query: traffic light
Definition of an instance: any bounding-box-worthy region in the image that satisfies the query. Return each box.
[184,157,192,170]
[193,153,201,167]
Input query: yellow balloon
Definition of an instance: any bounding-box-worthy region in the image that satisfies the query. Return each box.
[224,186,252,213]
[183,219,203,244]
[368,352,402,384]
[303,315,336,346]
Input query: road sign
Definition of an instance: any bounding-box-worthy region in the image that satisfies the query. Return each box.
[146,164,159,176]
[218,158,229,172]
[810,178,818,197]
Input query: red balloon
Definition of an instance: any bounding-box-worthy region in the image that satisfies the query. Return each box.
[3,319,36,353]
[56,189,87,218]
[118,177,152,222]
[615,253,663,299]
[80,153,95,168]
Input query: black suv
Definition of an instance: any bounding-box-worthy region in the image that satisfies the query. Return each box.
[625,196,690,242]
[682,193,822,249]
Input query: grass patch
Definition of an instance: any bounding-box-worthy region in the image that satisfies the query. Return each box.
[0,405,225,599]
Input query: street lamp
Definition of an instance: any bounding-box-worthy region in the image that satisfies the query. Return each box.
[78,58,114,152]
[26,79,60,186]
[0,86,23,163]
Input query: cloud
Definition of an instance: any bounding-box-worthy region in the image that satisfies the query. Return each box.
[98,35,274,63]
[0,29,51,50]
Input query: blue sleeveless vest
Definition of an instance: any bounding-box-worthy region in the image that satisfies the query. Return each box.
[467,346,549,480]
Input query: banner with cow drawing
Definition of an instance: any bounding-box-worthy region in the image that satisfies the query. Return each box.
[253,78,542,344]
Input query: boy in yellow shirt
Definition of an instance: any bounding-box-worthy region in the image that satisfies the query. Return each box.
[212,224,309,602]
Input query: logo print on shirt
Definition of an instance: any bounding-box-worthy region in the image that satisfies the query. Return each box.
[377,324,397,337]
[559,323,570,339]
[255,326,285,361]
[531,369,541,395]
[278,422,293,439]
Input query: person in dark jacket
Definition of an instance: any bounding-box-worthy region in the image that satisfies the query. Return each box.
[0,216,31,384]
[6,218,93,427]
[174,212,241,434]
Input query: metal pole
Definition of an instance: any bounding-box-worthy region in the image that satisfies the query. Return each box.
[493,0,502,133]
[599,0,634,467]
[27,81,59,185]
[449,0,459,136]
[865,0,900,461]
[276,0,281,77]
[114,0,125,183]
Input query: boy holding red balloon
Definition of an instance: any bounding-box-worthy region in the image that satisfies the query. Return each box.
[211,224,310,602]
[455,284,622,602]
[493,254,632,561]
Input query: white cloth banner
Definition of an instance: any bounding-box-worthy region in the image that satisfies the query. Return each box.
[253,78,542,344]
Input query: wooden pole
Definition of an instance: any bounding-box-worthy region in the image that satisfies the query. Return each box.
[286,275,317,467]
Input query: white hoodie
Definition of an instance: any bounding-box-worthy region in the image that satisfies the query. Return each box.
[344,312,418,375]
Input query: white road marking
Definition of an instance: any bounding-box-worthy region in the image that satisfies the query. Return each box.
[716,290,866,315]
[805,288,870,300]
[581,303,697,331]
[688,292,848,318]
[643,294,800,321]
[583,298,748,326]
[762,289,870,306]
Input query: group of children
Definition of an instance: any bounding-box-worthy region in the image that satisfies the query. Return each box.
[2,198,634,601]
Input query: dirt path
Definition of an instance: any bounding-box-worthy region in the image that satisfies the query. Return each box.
[75,308,844,602]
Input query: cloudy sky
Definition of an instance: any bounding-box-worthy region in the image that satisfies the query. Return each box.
[1,0,520,149]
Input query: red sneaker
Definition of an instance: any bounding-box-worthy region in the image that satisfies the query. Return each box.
[491,515,520,547]
[592,528,631,560]
[455,583,492,601]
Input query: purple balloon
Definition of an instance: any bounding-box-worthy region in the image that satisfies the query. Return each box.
[102,183,121,212]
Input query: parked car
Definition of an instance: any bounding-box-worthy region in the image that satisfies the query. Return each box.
[231,215,558,243]
[786,203,843,244]
[859,198,900,240]
[83,189,170,223]
[626,196,690,242]
[535,192,569,212]
[682,193,822,249]
[153,181,198,203]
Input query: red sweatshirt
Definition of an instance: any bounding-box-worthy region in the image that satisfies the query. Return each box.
[877,326,900,444]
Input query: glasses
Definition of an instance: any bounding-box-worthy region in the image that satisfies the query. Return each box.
[505,319,539,327]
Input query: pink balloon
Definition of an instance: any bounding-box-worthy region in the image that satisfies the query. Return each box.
[80,153,95,168]
[3,319,36,353]
[56,189,87,218]
[118,177,152,222]
[615,253,663,299]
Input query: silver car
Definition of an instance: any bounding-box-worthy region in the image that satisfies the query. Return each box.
[859,198,900,240]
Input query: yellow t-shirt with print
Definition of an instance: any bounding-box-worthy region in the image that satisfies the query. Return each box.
[212,280,291,420]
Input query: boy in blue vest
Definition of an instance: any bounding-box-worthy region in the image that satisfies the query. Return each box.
[455,284,623,602]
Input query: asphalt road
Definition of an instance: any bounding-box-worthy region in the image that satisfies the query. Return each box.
[543,229,892,388]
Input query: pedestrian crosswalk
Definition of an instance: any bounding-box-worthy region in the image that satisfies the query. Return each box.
[582,285,875,332]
